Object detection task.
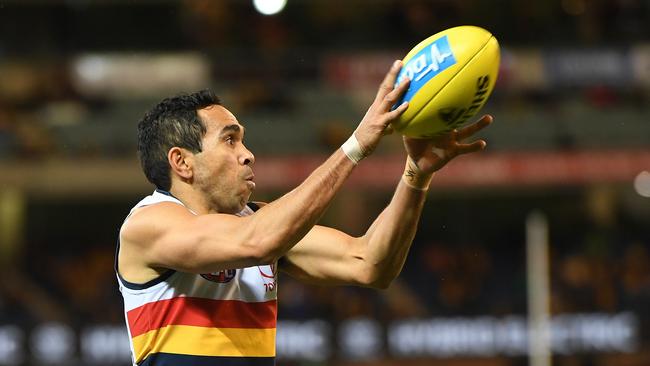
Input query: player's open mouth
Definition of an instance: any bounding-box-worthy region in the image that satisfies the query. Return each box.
[245,174,256,189]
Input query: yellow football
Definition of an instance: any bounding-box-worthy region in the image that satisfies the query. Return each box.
[392,26,500,138]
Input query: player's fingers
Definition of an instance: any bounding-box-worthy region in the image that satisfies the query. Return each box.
[382,77,410,110]
[456,115,493,140]
[385,101,409,122]
[375,60,403,101]
[456,140,487,155]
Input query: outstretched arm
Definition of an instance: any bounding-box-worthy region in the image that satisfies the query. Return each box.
[279,179,428,288]
[280,115,493,288]
[120,61,410,278]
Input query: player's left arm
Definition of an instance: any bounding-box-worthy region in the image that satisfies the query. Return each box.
[278,181,427,288]
[279,115,493,288]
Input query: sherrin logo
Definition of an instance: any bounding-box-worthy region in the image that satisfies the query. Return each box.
[396,35,457,104]
[437,75,491,128]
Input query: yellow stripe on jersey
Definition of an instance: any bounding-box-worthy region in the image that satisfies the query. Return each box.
[132,325,276,363]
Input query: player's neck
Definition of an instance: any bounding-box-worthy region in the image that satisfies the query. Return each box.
[168,185,210,215]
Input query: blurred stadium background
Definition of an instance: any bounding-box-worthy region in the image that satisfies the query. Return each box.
[1,0,650,365]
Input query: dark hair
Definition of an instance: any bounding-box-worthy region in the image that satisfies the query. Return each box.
[137,89,221,190]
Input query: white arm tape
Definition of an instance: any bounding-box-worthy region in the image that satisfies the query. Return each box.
[341,134,365,164]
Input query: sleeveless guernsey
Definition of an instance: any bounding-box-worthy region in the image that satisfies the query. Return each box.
[116,190,277,366]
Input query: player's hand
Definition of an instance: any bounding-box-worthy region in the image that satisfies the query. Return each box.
[403,114,493,174]
[353,60,410,157]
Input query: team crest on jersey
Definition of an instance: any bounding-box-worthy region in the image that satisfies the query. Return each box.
[258,263,277,279]
[201,269,237,283]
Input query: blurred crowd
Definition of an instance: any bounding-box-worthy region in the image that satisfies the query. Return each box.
[276,190,650,329]
[1,0,650,160]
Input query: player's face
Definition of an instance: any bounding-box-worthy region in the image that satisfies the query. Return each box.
[194,105,255,214]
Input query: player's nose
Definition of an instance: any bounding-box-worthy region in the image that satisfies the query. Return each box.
[241,145,255,166]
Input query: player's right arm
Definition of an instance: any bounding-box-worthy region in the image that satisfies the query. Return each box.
[119,61,410,278]
[120,147,360,276]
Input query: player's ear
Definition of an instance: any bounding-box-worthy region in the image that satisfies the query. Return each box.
[168,147,194,180]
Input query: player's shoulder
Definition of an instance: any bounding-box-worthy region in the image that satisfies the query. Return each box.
[120,201,192,246]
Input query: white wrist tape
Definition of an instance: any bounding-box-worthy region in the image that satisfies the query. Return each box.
[402,155,434,191]
[341,134,365,164]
